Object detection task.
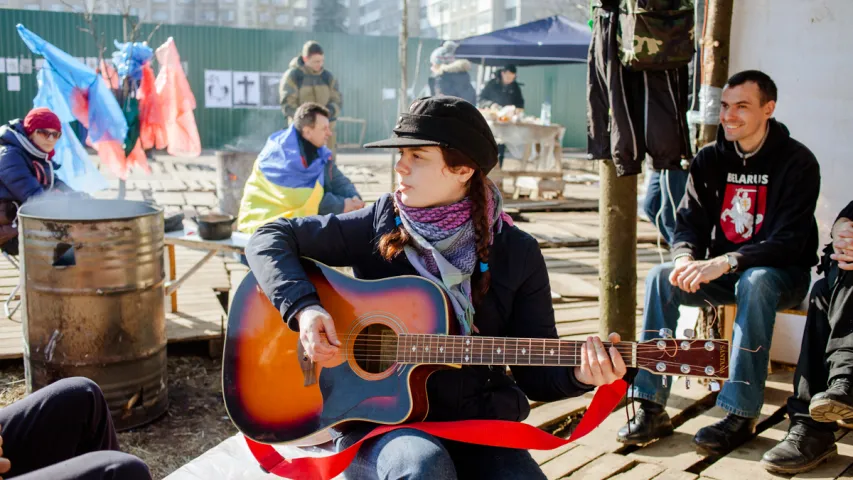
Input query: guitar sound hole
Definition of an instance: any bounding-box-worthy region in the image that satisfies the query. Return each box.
[353,324,398,374]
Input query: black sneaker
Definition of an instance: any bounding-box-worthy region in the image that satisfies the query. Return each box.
[616,399,674,445]
[693,413,757,455]
[810,377,853,423]
[761,422,837,474]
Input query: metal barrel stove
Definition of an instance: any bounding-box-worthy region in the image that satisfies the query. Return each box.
[18,197,168,431]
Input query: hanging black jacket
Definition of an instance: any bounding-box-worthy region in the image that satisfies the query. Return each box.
[478,78,525,110]
[245,193,593,424]
[672,119,821,271]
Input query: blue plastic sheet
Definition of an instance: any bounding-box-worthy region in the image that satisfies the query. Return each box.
[17,23,127,193]
[17,24,127,144]
[33,68,108,193]
[112,40,154,83]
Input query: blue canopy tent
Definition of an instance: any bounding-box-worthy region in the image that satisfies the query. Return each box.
[453,15,591,67]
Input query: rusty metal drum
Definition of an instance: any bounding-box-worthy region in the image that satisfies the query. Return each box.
[18,197,168,431]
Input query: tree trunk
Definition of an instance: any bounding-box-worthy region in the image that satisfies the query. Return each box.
[599,159,637,341]
[699,0,734,147]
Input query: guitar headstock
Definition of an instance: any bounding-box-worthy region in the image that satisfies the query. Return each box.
[635,338,729,380]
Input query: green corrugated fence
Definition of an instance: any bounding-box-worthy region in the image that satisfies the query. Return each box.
[0,9,587,150]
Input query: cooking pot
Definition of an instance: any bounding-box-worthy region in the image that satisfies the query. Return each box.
[194,214,236,240]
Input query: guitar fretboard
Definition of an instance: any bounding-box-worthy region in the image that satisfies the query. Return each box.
[396,334,635,367]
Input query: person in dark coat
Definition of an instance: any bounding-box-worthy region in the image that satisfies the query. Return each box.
[478,65,525,111]
[761,201,853,475]
[478,65,525,168]
[245,96,627,479]
[427,41,477,106]
[0,108,72,255]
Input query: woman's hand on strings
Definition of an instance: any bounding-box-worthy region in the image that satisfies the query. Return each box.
[574,333,628,387]
[297,305,342,364]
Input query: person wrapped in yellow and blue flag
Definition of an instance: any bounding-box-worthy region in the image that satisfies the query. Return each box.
[237,102,363,235]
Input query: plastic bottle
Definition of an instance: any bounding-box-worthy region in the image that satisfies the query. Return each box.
[540,101,551,126]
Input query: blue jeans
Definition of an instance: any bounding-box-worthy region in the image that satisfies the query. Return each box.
[643,169,689,245]
[339,428,546,480]
[630,262,811,418]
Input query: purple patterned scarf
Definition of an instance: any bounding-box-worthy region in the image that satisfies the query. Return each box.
[394,181,512,334]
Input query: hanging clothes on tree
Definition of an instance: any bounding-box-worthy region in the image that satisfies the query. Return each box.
[586,0,694,177]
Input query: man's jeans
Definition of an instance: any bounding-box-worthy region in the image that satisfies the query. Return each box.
[630,262,811,418]
[788,264,853,432]
[643,168,689,245]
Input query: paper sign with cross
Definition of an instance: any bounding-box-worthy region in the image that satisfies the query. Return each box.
[232,71,260,108]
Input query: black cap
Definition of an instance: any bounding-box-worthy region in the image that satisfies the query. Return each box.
[364,96,499,174]
[503,65,517,74]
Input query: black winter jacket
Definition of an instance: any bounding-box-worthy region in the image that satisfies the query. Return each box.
[673,119,820,271]
[245,193,593,423]
[0,120,69,204]
[478,78,525,110]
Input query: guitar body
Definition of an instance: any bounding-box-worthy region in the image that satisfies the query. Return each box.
[222,259,455,445]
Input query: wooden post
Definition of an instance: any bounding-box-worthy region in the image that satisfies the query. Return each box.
[392,0,409,193]
[599,159,637,341]
[167,244,177,313]
[698,0,734,147]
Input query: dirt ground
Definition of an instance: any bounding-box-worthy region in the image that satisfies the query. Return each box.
[0,342,235,480]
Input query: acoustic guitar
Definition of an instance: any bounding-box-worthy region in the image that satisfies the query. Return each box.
[222,258,730,445]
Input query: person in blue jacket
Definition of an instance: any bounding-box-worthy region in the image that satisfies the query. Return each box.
[0,108,72,255]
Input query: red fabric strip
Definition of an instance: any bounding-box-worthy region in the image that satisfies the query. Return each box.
[245,379,627,480]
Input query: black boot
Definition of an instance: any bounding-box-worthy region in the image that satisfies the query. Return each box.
[761,422,837,474]
[810,377,853,423]
[616,399,673,445]
[693,413,757,455]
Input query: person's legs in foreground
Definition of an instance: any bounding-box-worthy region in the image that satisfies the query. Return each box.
[340,428,457,480]
[692,266,810,455]
[619,262,738,445]
[0,377,151,480]
[762,267,853,474]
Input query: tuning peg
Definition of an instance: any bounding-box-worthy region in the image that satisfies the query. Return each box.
[662,376,667,388]
[659,328,673,338]
[685,378,691,389]
[683,328,695,339]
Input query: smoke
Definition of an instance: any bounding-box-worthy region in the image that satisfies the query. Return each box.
[223,46,300,153]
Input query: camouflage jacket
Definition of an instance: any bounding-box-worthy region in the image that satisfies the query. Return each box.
[593,0,696,71]
[278,56,342,122]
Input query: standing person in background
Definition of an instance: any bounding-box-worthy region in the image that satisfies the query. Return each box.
[280,41,343,156]
[427,41,477,106]
[478,65,524,112]
[478,65,525,168]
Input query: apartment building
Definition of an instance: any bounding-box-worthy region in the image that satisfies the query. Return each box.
[0,0,314,30]
[356,0,589,39]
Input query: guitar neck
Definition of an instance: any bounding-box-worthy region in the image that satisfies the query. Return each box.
[396,334,635,367]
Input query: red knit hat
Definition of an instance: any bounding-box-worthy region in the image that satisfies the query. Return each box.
[23,108,61,136]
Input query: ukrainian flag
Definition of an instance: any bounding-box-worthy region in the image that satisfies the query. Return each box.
[237,126,331,234]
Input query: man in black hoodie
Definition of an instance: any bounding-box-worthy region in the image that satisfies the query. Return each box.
[617,70,820,454]
[761,201,853,474]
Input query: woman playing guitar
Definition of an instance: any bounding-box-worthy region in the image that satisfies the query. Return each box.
[244,96,627,479]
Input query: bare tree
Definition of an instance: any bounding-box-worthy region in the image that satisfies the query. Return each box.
[60,0,163,198]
